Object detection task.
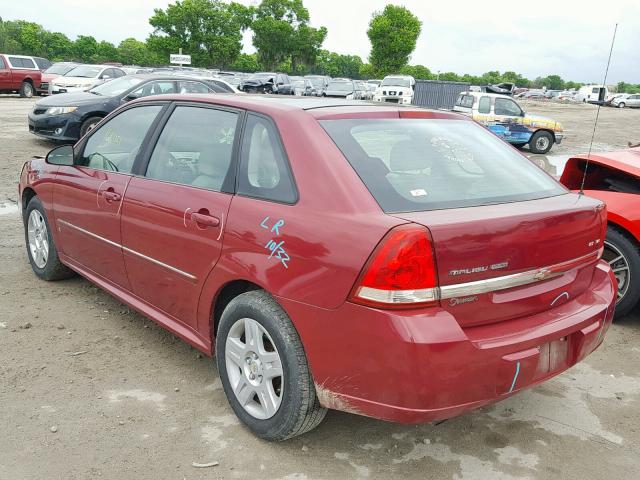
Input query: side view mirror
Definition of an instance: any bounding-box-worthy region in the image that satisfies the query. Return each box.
[124,92,140,102]
[102,74,111,80]
[46,145,74,166]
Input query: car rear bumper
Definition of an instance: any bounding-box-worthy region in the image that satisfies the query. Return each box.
[28,111,80,141]
[278,260,616,423]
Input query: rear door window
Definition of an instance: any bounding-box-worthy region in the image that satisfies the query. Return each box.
[145,106,238,192]
[9,57,36,69]
[478,96,491,114]
[455,95,474,108]
[80,105,162,174]
[178,81,212,94]
[321,118,565,212]
[132,81,177,97]
[237,114,297,203]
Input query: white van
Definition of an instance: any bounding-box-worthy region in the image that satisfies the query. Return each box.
[576,85,608,104]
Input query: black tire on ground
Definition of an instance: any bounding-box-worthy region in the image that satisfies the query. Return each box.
[618,102,626,108]
[216,290,327,441]
[80,116,102,137]
[528,130,554,154]
[605,226,640,319]
[24,196,75,281]
[19,81,34,98]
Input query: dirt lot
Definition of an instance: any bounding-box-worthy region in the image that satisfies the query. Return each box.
[1,95,639,480]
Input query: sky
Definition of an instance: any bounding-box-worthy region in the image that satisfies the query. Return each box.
[3,0,640,83]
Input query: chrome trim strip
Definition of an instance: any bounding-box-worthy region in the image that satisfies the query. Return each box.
[57,219,197,281]
[439,251,600,300]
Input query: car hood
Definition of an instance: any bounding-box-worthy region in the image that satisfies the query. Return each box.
[242,78,273,87]
[52,76,97,85]
[523,113,562,131]
[41,73,61,82]
[36,91,105,107]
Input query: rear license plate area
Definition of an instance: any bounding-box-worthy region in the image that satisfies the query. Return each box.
[536,337,570,377]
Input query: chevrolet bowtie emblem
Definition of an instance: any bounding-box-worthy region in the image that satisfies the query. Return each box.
[534,268,552,281]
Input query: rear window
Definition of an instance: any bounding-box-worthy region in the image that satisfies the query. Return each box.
[8,56,36,69]
[455,94,474,108]
[320,119,566,212]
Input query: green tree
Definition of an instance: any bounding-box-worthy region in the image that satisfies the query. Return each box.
[94,41,118,63]
[367,5,422,76]
[439,71,461,81]
[290,23,327,74]
[229,53,260,72]
[400,64,432,80]
[316,50,363,78]
[252,0,326,72]
[42,31,73,61]
[148,0,251,68]
[73,35,98,62]
[118,38,156,65]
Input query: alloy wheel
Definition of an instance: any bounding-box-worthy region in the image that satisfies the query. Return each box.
[225,317,284,420]
[603,240,631,302]
[27,209,49,269]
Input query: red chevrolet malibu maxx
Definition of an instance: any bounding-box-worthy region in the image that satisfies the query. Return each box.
[19,96,616,440]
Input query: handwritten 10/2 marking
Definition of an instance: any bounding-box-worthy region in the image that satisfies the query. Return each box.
[260,216,290,269]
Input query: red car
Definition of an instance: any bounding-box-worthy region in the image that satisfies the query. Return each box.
[0,54,43,98]
[560,148,640,317]
[19,96,616,440]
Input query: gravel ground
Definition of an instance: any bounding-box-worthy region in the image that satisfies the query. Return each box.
[1,95,639,480]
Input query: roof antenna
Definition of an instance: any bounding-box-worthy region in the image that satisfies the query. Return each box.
[580,23,618,195]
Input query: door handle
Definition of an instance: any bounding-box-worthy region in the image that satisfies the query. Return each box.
[102,190,121,202]
[191,212,220,228]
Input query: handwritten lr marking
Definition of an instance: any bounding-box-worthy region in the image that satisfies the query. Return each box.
[260,216,290,269]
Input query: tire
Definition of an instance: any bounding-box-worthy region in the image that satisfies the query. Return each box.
[24,197,75,281]
[19,81,34,98]
[618,102,626,108]
[80,116,102,137]
[528,130,554,154]
[603,226,640,319]
[216,290,327,441]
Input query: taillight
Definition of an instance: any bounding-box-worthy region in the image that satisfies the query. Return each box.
[350,224,439,308]
[597,202,608,249]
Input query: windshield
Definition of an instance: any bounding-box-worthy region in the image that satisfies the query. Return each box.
[321,118,565,212]
[381,77,411,88]
[45,63,76,75]
[327,82,353,92]
[306,77,325,87]
[65,65,103,78]
[90,76,144,96]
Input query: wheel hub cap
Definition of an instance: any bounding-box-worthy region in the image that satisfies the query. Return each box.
[27,210,49,269]
[225,318,283,419]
